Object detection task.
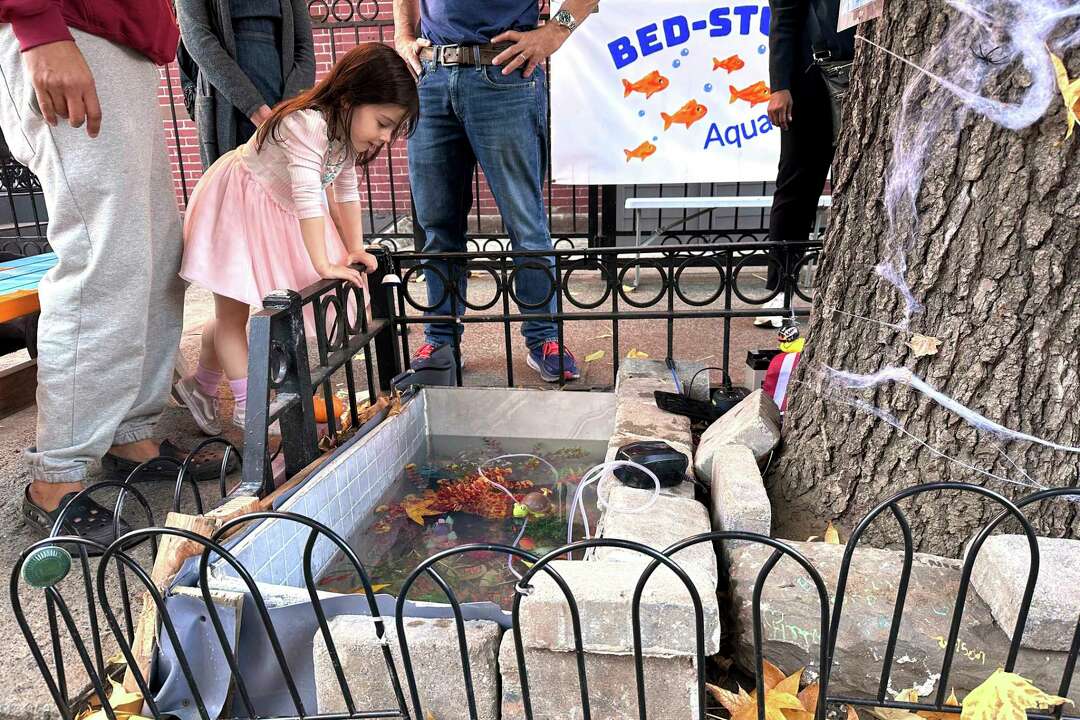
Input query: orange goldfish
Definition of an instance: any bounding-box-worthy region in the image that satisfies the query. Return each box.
[623,141,657,162]
[622,70,670,99]
[661,99,708,130]
[713,54,745,73]
[729,80,771,106]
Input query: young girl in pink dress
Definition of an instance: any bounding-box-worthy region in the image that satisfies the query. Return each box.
[174,43,418,434]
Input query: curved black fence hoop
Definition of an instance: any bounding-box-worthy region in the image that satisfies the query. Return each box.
[510,537,705,720]
[673,255,726,307]
[660,531,831,720]
[731,254,784,305]
[177,438,242,512]
[95,537,212,719]
[506,261,558,310]
[617,261,668,308]
[192,522,300,717]
[400,263,450,312]
[553,237,576,250]
[288,516,411,718]
[48,480,161,557]
[841,482,1040,706]
[395,543,546,720]
[792,252,819,303]
[318,291,347,353]
[11,536,111,720]
[267,340,291,390]
[483,238,507,253]
[563,262,613,310]
[458,263,503,311]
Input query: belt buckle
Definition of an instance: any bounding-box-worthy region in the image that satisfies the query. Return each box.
[442,45,462,66]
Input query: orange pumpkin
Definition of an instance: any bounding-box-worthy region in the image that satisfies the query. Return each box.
[313,395,345,424]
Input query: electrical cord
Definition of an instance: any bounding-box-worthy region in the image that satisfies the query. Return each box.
[686,366,730,398]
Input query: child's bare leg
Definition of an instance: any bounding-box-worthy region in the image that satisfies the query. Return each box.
[213,294,251,381]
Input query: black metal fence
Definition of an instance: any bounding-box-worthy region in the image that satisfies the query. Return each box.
[11,477,1079,720]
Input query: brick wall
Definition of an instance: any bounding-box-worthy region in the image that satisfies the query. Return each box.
[156,14,590,232]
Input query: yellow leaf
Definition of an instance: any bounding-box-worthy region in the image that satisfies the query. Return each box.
[906,334,942,358]
[1050,49,1079,139]
[622,283,637,293]
[868,688,924,719]
[847,706,859,720]
[960,668,1072,720]
[425,712,437,720]
[106,681,144,715]
[707,683,753,714]
[917,690,961,719]
[348,583,390,594]
[403,499,441,525]
[732,689,804,720]
[627,348,650,359]
[584,350,605,363]
[824,521,841,545]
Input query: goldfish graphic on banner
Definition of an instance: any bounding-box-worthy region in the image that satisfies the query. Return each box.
[729,80,772,106]
[713,54,745,73]
[661,99,708,130]
[624,140,657,161]
[1050,50,1079,139]
[622,70,670,99]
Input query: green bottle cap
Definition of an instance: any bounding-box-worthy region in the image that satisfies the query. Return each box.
[22,545,72,588]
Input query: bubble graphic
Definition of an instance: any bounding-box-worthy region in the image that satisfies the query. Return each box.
[757,44,767,54]
[652,136,658,142]
[680,48,690,57]
[704,83,714,92]
[638,110,646,117]
[672,59,681,68]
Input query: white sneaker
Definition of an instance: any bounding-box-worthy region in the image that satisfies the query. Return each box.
[173,376,222,436]
[753,295,786,329]
[232,406,281,437]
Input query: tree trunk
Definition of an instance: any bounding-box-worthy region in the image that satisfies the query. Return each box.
[770,0,1080,555]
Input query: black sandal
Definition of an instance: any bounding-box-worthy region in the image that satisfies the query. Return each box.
[22,486,131,556]
[101,439,238,483]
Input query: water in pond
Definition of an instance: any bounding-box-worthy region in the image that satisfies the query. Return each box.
[317,437,607,608]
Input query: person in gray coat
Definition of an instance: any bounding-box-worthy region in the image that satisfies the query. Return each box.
[176,0,316,167]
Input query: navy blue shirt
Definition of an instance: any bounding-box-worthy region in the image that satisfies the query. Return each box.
[420,0,538,45]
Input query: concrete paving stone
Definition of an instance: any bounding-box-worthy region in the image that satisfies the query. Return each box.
[694,389,781,480]
[314,615,502,720]
[709,444,771,548]
[517,559,721,656]
[970,535,1080,652]
[498,632,700,720]
[593,486,717,586]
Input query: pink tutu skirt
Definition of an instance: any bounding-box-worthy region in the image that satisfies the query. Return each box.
[181,152,368,317]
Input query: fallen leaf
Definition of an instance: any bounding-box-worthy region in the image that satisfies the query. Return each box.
[1050,49,1079,139]
[403,499,442,525]
[707,683,753,715]
[425,712,437,720]
[917,690,960,719]
[762,660,788,691]
[106,681,144,714]
[847,706,860,720]
[627,348,650,359]
[731,668,804,720]
[622,283,637,293]
[868,688,924,719]
[806,535,819,542]
[906,334,942,358]
[825,521,841,545]
[584,350,605,363]
[960,668,1072,720]
[591,332,614,340]
[348,583,390,594]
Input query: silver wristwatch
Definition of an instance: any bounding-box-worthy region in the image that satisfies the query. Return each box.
[551,8,578,33]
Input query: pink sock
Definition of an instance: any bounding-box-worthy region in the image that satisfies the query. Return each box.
[229,378,248,414]
[194,362,223,398]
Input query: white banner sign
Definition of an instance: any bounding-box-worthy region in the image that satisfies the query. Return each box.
[551,0,780,185]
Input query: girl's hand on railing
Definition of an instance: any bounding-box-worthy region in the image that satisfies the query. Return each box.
[317,262,366,288]
[347,250,379,274]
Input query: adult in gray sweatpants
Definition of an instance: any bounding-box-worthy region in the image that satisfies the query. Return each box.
[0,20,223,546]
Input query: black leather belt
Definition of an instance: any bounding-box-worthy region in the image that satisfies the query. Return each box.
[420,42,515,66]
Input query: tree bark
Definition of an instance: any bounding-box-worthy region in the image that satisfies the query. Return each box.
[770,0,1080,555]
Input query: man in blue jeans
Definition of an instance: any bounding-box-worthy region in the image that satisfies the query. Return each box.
[394,0,596,382]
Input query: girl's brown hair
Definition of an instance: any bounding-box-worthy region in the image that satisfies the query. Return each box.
[256,42,419,165]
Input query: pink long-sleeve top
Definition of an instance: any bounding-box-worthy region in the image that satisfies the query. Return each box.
[239,109,361,220]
